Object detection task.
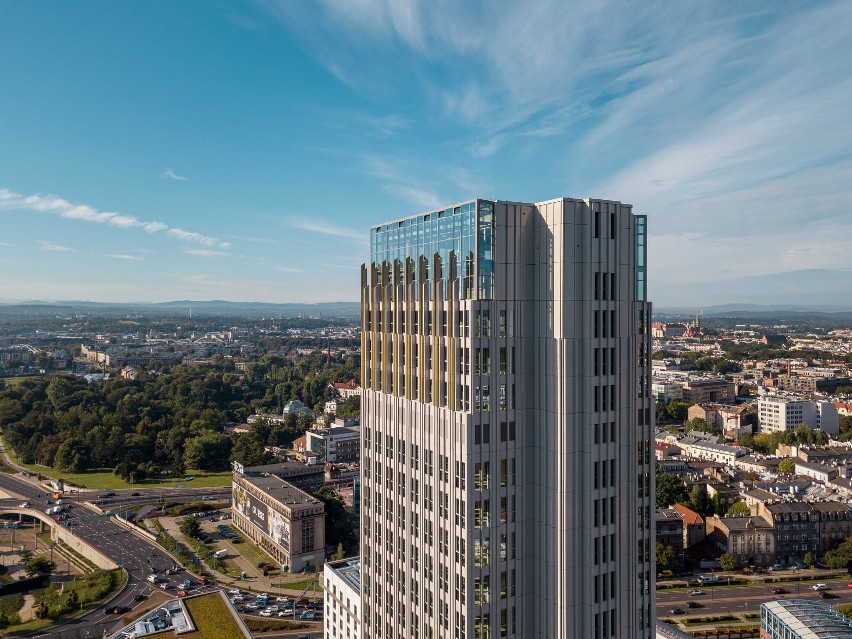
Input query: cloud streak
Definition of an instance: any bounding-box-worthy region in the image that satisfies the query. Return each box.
[1,188,230,249]
[164,168,188,181]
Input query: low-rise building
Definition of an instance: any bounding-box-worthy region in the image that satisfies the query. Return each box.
[656,509,685,571]
[324,557,361,639]
[680,377,736,403]
[755,502,817,566]
[673,503,705,549]
[761,599,852,639]
[705,515,775,567]
[683,441,748,465]
[330,378,362,400]
[231,473,325,572]
[306,426,360,463]
[241,460,325,493]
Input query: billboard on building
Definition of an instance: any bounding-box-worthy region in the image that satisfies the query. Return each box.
[233,484,269,535]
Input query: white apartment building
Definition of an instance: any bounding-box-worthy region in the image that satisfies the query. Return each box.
[360,198,655,639]
[324,557,361,639]
[758,396,840,435]
[682,441,748,465]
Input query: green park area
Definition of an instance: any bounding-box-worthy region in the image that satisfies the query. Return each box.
[2,436,231,489]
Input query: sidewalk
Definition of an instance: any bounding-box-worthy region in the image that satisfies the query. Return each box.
[155,515,322,599]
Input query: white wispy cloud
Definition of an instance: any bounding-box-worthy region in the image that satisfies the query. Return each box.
[104,254,145,261]
[287,217,365,244]
[276,266,303,273]
[183,248,228,257]
[1,188,229,249]
[164,168,188,181]
[38,240,76,253]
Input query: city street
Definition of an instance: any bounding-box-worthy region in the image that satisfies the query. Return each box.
[656,576,852,619]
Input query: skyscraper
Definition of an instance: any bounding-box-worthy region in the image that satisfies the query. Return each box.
[359,197,654,639]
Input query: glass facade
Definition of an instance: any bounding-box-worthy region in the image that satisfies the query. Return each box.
[635,215,647,301]
[369,199,492,299]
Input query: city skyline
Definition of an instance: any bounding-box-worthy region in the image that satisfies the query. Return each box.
[1,2,850,307]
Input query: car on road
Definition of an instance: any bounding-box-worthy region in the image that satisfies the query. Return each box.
[299,610,316,621]
[306,601,322,609]
[259,609,274,617]
[110,606,129,614]
[229,589,242,595]
[178,590,187,598]
[131,492,141,496]
[771,588,788,594]
[812,583,828,591]
[686,601,702,609]
[669,608,685,615]
[276,596,290,603]
[688,590,704,596]
[296,597,309,606]
[202,495,214,500]
[19,501,30,508]
[819,591,839,599]
[245,603,259,611]
[134,594,147,601]
[280,602,295,611]
[197,577,209,585]
[657,570,674,578]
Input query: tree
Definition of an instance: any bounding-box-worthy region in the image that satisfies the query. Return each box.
[183,431,233,471]
[314,486,357,551]
[686,484,710,516]
[180,516,201,539]
[336,396,360,419]
[666,401,690,421]
[839,415,852,441]
[333,543,345,561]
[740,470,759,481]
[726,501,751,516]
[778,458,796,475]
[25,556,53,575]
[719,552,737,572]
[803,551,815,568]
[230,432,272,467]
[656,473,688,508]
[656,542,674,570]
[685,417,721,436]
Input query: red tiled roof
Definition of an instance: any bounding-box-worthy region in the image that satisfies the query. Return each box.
[673,503,704,526]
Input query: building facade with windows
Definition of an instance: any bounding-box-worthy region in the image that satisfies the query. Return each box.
[325,557,361,639]
[231,472,325,572]
[360,197,654,639]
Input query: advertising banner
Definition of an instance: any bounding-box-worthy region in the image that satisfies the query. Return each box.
[233,484,269,535]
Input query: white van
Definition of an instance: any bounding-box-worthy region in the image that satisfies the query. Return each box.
[147,574,158,584]
[214,549,228,559]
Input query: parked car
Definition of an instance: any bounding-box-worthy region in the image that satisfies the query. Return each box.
[276,596,290,603]
[178,590,187,598]
[259,609,273,617]
[19,501,30,508]
[229,589,242,595]
[657,570,673,578]
[134,594,147,601]
[296,597,309,606]
[771,587,788,594]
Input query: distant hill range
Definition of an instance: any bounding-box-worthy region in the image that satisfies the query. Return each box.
[0,299,361,318]
[656,303,852,320]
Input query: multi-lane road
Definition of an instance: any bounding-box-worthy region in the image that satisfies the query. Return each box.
[0,473,220,638]
[656,575,852,619]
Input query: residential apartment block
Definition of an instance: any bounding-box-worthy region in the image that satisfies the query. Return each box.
[757,395,840,435]
[360,198,654,639]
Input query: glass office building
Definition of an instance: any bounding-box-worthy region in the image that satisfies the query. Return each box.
[761,599,852,639]
[360,196,654,638]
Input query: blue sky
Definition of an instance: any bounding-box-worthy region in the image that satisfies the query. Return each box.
[1,1,850,307]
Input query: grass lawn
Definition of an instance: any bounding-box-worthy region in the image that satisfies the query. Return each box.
[1,436,231,489]
[273,576,323,593]
[243,617,310,632]
[0,376,40,387]
[179,593,253,639]
[230,539,276,569]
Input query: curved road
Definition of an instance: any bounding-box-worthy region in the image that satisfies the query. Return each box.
[0,473,219,638]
